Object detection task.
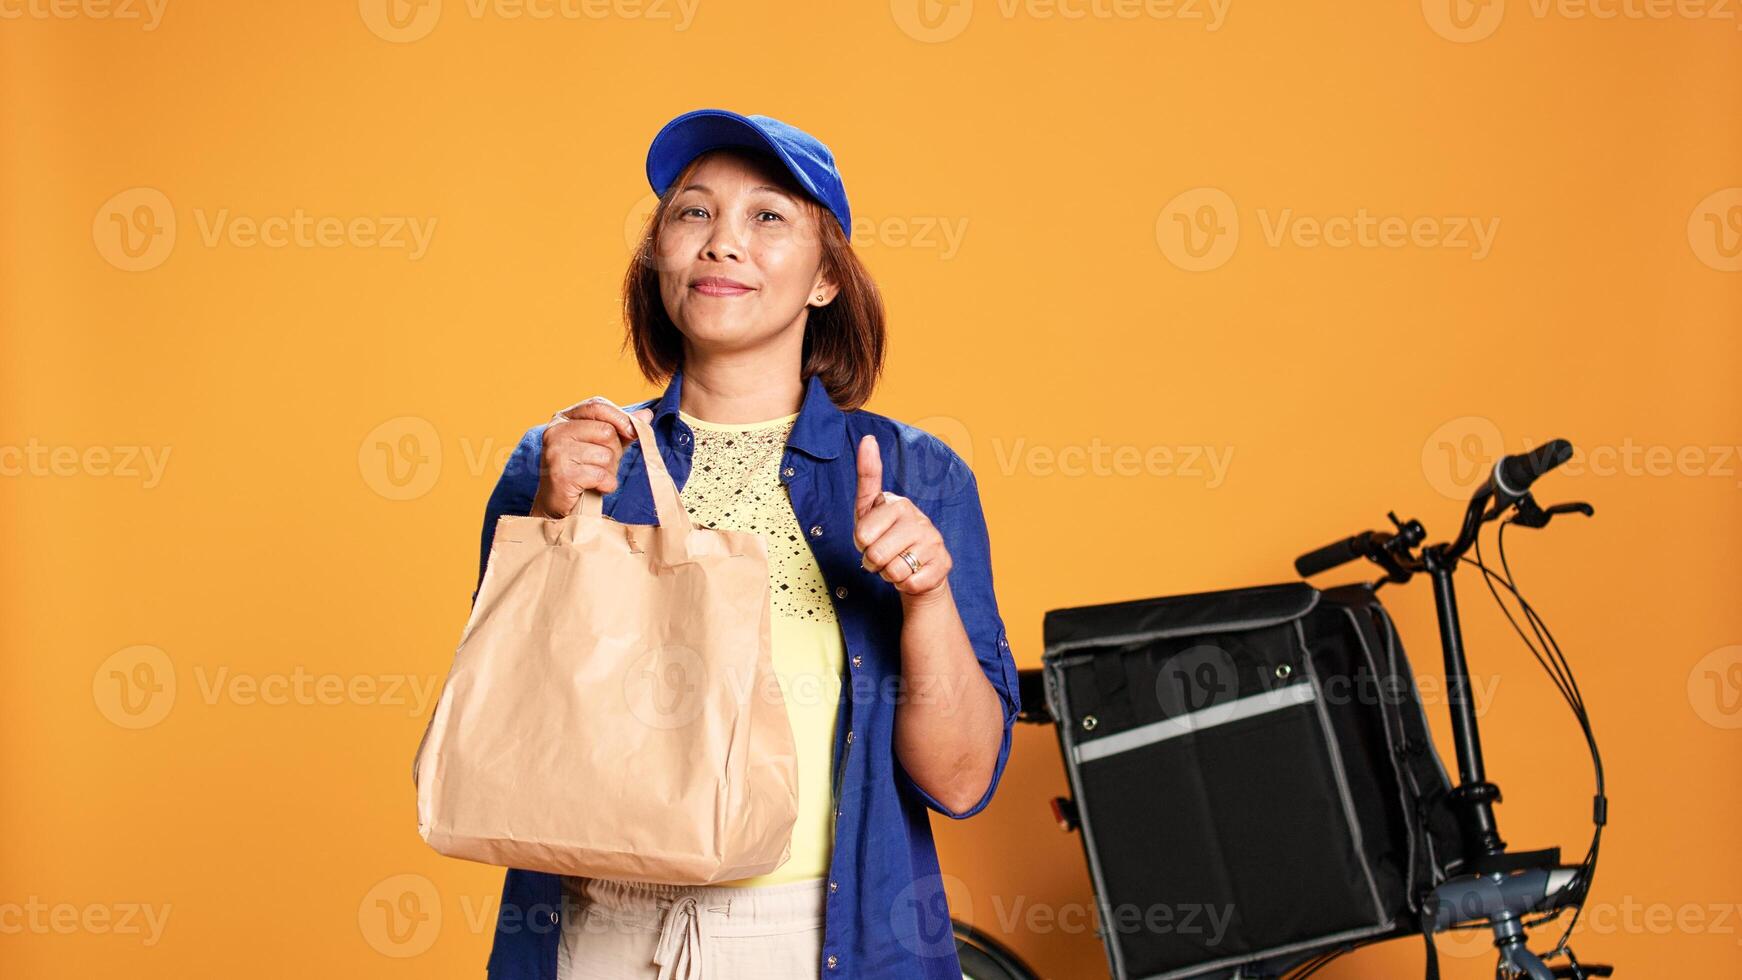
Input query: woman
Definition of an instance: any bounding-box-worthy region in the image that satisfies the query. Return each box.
[475,109,1020,980]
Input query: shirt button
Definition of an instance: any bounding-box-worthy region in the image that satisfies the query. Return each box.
[809,524,823,537]
[783,466,795,477]
[851,655,863,669]
[826,954,839,969]
[846,730,855,744]
[677,432,690,444]
[828,880,838,893]
[834,585,848,599]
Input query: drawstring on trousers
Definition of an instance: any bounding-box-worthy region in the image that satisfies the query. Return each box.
[652,894,730,980]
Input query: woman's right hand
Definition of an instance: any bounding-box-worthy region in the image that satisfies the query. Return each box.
[530,397,656,519]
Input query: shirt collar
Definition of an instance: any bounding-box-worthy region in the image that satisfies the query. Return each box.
[652,367,845,461]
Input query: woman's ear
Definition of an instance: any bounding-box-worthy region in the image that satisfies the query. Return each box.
[810,279,838,307]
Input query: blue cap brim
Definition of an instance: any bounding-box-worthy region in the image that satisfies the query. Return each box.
[645,109,838,232]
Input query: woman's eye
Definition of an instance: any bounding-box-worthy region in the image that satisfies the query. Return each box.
[677,206,706,219]
[755,210,785,223]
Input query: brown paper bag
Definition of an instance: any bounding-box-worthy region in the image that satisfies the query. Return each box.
[414,413,799,884]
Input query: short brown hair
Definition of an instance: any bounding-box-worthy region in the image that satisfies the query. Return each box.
[621,148,886,411]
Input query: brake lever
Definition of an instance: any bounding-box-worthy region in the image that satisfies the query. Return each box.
[1511,495,1595,530]
[1548,962,1614,978]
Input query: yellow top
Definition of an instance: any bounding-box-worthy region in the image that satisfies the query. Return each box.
[676,408,844,887]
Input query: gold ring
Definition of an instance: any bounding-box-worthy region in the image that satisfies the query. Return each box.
[898,550,922,574]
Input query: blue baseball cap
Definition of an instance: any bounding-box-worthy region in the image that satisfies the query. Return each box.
[645,109,853,240]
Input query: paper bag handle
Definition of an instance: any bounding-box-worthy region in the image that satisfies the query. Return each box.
[575,410,693,538]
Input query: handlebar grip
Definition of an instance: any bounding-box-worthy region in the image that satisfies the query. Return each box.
[1295,534,1370,577]
[1495,438,1573,498]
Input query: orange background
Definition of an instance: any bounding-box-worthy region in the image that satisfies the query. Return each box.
[3,1,1739,977]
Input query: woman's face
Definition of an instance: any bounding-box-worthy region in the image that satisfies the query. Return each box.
[653,149,832,355]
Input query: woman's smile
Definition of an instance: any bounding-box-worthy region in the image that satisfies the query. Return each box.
[690,275,756,297]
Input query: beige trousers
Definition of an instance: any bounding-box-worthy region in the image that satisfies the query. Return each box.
[555,875,827,980]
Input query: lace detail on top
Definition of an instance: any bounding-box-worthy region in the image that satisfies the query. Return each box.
[678,410,837,625]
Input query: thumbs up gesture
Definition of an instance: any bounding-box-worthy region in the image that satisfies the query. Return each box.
[854,433,952,601]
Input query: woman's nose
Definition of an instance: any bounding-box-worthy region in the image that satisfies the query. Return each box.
[702,222,744,261]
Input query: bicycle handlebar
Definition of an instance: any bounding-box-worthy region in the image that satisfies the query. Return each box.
[1492,439,1574,504]
[1293,531,1384,578]
[1294,438,1576,578]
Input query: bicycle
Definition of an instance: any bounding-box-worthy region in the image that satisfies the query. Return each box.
[953,439,1612,980]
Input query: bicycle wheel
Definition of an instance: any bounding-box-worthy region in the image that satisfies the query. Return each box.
[953,919,1039,980]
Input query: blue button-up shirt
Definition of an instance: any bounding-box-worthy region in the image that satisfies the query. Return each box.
[472,368,1020,979]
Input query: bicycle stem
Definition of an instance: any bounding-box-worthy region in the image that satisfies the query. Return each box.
[1424,542,1507,863]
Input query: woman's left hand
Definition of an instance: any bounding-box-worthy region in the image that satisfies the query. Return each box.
[853,434,953,601]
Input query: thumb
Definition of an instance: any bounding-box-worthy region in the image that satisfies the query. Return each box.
[855,433,883,518]
[625,407,654,443]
